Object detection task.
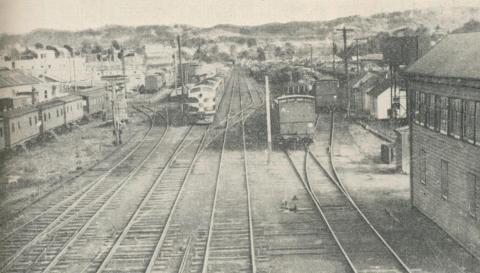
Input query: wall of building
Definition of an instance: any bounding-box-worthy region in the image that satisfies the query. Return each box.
[0,119,5,150]
[412,124,480,257]
[410,79,480,258]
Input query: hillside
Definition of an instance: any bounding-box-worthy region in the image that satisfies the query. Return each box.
[1,6,480,52]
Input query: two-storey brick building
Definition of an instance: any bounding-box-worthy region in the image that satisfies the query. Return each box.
[404,33,480,258]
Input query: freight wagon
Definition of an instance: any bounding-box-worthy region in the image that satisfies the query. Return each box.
[145,74,165,93]
[273,94,316,146]
[313,79,339,112]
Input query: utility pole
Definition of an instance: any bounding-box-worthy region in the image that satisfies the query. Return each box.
[173,54,177,95]
[265,75,272,164]
[177,36,184,96]
[310,45,313,72]
[336,26,354,118]
[111,82,119,145]
[355,39,360,72]
[73,57,77,92]
[332,39,336,73]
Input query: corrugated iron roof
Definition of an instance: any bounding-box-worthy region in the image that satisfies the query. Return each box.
[406,32,480,80]
[0,69,41,89]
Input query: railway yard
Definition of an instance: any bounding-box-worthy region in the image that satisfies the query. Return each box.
[0,68,479,273]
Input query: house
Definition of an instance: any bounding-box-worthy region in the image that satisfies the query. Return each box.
[0,47,90,87]
[351,72,382,113]
[404,32,480,258]
[366,80,407,120]
[0,68,40,108]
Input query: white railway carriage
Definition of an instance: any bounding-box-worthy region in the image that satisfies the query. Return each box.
[185,77,223,124]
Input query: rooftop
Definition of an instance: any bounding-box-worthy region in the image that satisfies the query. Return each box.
[406,32,480,80]
[0,69,41,89]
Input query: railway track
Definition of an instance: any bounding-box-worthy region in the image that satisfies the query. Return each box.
[201,71,256,273]
[0,106,177,273]
[42,125,209,273]
[284,111,412,273]
[0,105,158,233]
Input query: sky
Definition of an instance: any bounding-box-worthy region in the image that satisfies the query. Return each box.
[1,0,480,34]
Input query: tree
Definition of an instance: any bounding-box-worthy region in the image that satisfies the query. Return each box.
[274,46,284,58]
[64,45,73,56]
[284,42,295,59]
[91,44,103,54]
[34,42,44,49]
[209,45,219,55]
[256,47,266,61]
[239,50,250,59]
[46,45,60,57]
[229,44,237,58]
[80,40,92,54]
[112,40,121,50]
[247,38,257,47]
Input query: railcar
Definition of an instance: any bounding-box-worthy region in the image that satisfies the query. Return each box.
[273,94,316,146]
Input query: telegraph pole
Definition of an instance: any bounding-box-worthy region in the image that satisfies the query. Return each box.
[173,54,177,95]
[310,45,313,72]
[265,75,272,164]
[355,39,360,72]
[336,26,354,118]
[177,36,184,96]
[332,39,336,73]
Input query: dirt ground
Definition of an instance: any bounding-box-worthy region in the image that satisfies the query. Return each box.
[0,108,149,221]
[314,113,480,273]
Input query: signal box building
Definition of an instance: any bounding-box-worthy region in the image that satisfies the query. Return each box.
[404,33,480,258]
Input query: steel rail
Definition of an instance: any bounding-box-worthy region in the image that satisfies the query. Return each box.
[201,70,237,273]
[0,105,154,244]
[239,76,257,273]
[39,125,194,273]
[177,236,193,273]
[93,125,206,273]
[143,127,208,273]
[318,113,412,273]
[0,105,164,272]
[284,149,358,273]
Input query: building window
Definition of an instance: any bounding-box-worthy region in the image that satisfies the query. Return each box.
[52,86,56,97]
[441,160,449,200]
[419,149,426,184]
[426,93,435,129]
[463,101,476,144]
[44,113,47,121]
[467,173,477,218]
[44,90,48,99]
[434,95,441,131]
[449,98,462,138]
[29,117,32,126]
[0,128,3,138]
[440,96,448,134]
[476,102,480,145]
[17,122,20,130]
